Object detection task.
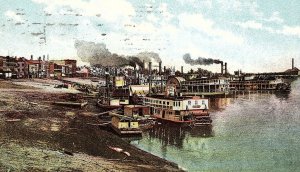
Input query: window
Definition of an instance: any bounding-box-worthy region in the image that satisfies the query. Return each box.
[188,101,191,105]
[195,100,198,105]
[167,102,169,105]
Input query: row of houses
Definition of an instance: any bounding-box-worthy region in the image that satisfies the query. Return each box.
[0,55,87,79]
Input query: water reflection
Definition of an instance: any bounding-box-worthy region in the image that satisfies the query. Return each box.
[145,124,213,149]
[147,124,187,148]
[131,79,300,171]
[274,92,290,100]
[189,126,213,138]
[210,98,232,110]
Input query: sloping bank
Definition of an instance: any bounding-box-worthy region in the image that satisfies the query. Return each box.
[0,81,184,171]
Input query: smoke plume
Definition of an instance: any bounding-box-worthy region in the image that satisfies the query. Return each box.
[183,53,222,66]
[75,40,162,67]
[137,52,162,63]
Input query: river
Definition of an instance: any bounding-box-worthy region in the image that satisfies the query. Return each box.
[131,78,300,171]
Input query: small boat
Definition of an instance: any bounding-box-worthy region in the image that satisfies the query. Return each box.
[121,105,155,130]
[97,85,130,110]
[97,96,128,110]
[53,101,88,108]
[97,100,122,110]
[109,112,142,136]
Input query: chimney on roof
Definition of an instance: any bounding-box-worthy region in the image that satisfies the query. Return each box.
[30,55,33,60]
[225,62,227,75]
[181,66,183,74]
[292,58,294,69]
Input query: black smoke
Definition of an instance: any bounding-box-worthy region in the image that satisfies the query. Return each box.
[136,52,161,63]
[183,53,222,66]
[75,40,162,67]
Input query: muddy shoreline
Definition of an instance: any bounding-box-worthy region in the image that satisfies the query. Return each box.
[0,80,183,172]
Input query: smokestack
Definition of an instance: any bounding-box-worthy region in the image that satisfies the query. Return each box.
[30,55,33,60]
[114,68,118,76]
[225,62,227,75]
[43,55,45,61]
[134,66,137,84]
[149,62,152,96]
[47,54,49,61]
[221,62,224,75]
[105,68,109,96]
[159,61,162,75]
[181,66,183,74]
[142,60,145,70]
[164,66,166,73]
[292,58,294,69]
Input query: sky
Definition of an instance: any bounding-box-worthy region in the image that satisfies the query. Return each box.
[0,0,299,73]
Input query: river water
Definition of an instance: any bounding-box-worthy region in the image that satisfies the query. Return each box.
[131,78,300,171]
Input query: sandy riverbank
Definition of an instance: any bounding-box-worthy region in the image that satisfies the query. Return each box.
[0,80,183,172]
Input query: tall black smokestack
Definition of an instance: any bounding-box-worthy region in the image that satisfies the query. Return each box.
[225,62,227,75]
[163,66,166,73]
[134,66,137,84]
[30,55,33,60]
[149,62,152,96]
[159,61,162,75]
[181,66,183,74]
[114,68,118,76]
[292,58,294,69]
[105,68,109,96]
[221,62,224,75]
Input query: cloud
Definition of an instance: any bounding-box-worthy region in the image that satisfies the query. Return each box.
[5,10,25,22]
[32,0,135,21]
[134,22,157,34]
[178,13,244,44]
[217,1,263,18]
[265,11,284,24]
[235,20,263,30]
[235,20,300,39]
[280,25,300,38]
[147,14,159,23]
